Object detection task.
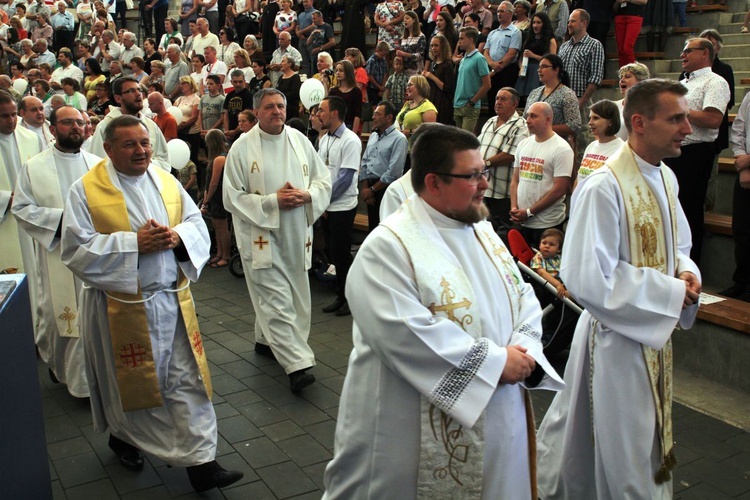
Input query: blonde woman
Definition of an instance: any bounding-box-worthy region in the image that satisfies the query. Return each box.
[344,47,368,103]
[329,59,362,132]
[313,51,337,95]
[174,76,202,169]
[396,75,437,144]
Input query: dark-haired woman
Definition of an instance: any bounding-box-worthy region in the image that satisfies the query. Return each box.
[523,53,580,139]
[515,12,557,106]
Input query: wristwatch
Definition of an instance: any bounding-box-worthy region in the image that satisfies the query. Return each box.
[485,159,492,168]
[526,208,534,218]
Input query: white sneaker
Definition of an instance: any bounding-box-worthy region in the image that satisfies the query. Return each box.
[324,264,337,277]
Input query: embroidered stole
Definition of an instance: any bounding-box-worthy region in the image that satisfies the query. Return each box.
[383,199,534,499]
[0,153,22,272]
[242,127,313,269]
[28,151,93,338]
[81,160,212,411]
[608,144,678,483]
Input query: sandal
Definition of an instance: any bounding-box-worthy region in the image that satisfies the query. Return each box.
[211,259,229,268]
[208,256,222,265]
[742,26,749,34]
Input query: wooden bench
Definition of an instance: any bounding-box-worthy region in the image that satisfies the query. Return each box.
[686,3,729,12]
[353,213,369,232]
[704,212,732,236]
[697,297,750,335]
[741,78,750,85]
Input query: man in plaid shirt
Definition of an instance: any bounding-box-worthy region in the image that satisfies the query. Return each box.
[478,87,529,229]
[558,9,604,158]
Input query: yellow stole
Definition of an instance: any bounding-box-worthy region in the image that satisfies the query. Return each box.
[608,144,678,483]
[81,160,212,411]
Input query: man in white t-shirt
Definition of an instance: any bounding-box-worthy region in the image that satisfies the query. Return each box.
[191,18,219,57]
[201,46,228,92]
[510,101,573,244]
[317,95,361,317]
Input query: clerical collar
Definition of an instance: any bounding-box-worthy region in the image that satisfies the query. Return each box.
[258,125,285,141]
[420,198,472,229]
[53,145,81,157]
[328,122,346,138]
[630,146,663,170]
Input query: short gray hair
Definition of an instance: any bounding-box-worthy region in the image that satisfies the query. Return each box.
[253,88,287,111]
[230,69,246,80]
[104,115,148,146]
[618,62,650,81]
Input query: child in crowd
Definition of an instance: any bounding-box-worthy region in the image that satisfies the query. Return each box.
[383,55,407,111]
[365,41,390,104]
[530,228,568,298]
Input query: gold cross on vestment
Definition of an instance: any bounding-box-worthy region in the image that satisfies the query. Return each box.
[58,306,76,334]
[305,237,312,252]
[254,236,269,250]
[192,331,204,357]
[428,277,472,326]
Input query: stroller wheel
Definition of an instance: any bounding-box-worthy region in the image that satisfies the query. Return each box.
[228,254,244,278]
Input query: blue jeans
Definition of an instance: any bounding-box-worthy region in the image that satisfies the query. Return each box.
[673,2,687,27]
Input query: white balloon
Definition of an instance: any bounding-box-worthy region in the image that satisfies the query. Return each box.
[166,106,183,125]
[167,139,191,171]
[299,78,326,111]
[12,79,28,94]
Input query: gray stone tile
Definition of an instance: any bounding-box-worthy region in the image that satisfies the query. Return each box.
[256,461,318,498]
[276,435,332,467]
[678,430,743,461]
[240,373,282,390]
[41,396,67,418]
[676,481,733,500]
[63,478,119,500]
[235,437,288,469]
[210,373,248,396]
[304,420,337,451]
[314,350,350,369]
[302,461,328,490]
[222,319,254,334]
[726,432,750,454]
[300,383,340,410]
[45,414,83,444]
[254,384,303,407]
[221,337,255,354]
[105,462,162,495]
[222,480,277,500]
[222,388,264,408]
[214,402,241,419]
[79,425,118,467]
[154,465,193,497]
[238,401,289,427]
[120,485,172,500]
[220,359,264,379]
[53,451,108,488]
[679,411,745,442]
[205,346,242,365]
[680,457,750,497]
[278,399,331,427]
[318,375,345,395]
[198,321,227,335]
[213,451,261,486]
[51,479,65,500]
[48,436,94,461]
[218,414,264,443]
[289,491,325,500]
[261,420,307,443]
[216,432,234,457]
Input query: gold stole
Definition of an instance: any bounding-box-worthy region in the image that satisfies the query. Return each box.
[609,145,678,483]
[383,200,536,499]
[81,160,212,411]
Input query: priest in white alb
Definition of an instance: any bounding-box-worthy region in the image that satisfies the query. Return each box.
[61,115,243,493]
[322,124,564,499]
[536,79,702,500]
[0,91,43,323]
[223,89,331,392]
[12,106,101,397]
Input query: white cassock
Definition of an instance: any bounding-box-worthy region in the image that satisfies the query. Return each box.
[0,127,43,325]
[17,120,54,150]
[12,147,101,398]
[379,169,415,220]
[61,161,216,466]
[86,107,172,172]
[323,197,563,499]
[223,126,331,374]
[536,152,700,500]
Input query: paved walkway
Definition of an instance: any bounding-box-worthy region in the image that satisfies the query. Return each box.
[42,266,750,499]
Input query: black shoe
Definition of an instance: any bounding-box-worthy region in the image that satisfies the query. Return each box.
[187,460,244,492]
[49,367,59,384]
[719,283,747,298]
[255,342,276,360]
[322,296,346,313]
[108,434,144,472]
[335,301,351,316]
[289,369,315,392]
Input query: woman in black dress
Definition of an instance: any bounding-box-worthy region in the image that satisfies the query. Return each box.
[275,56,302,119]
[514,12,556,107]
[422,34,454,125]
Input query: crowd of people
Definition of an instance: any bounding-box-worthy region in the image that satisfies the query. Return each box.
[0,0,746,497]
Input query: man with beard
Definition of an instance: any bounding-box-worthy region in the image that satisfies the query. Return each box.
[323,123,563,499]
[12,106,101,397]
[509,101,573,245]
[87,77,171,172]
[61,115,243,492]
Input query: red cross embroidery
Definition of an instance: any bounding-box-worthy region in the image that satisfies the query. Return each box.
[120,343,147,368]
[192,331,204,357]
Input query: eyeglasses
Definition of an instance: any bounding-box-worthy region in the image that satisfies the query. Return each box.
[539,64,553,69]
[57,118,86,127]
[681,47,703,54]
[440,168,490,183]
[120,88,139,95]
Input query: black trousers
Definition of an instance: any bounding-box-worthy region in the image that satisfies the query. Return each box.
[325,208,356,298]
[153,4,168,45]
[484,197,511,231]
[664,141,716,266]
[363,178,386,232]
[488,64,520,112]
[732,176,750,285]
[519,222,564,251]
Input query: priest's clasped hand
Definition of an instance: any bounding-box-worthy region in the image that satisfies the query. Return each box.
[500,345,536,385]
[137,219,181,254]
[679,271,702,309]
[276,182,311,210]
